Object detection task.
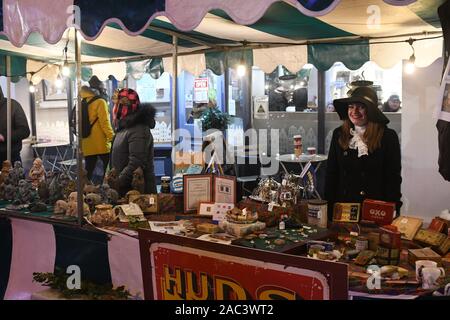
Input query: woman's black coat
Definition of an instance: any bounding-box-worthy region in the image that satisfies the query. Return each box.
[324,126,402,220]
[110,104,157,196]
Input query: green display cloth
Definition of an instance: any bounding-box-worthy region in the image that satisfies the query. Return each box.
[0,201,77,222]
[232,225,329,253]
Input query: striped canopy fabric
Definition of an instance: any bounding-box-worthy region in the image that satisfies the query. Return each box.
[0,0,444,82]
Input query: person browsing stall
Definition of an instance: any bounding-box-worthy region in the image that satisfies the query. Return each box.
[325,86,402,220]
[382,94,401,112]
[0,86,30,163]
[80,85,114,183]
[110,88,157,196]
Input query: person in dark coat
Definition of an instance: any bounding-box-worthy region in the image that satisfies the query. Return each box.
[110,88,157,196]
[382,94,401,112]
[0,86,30,163]
[325,86,402,221]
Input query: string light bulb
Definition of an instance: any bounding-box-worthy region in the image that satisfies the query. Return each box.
[29,84,36,93]
[62,63,71,77]
[405,38,416,75]
[55,77,64,89]
[237,63,246,77]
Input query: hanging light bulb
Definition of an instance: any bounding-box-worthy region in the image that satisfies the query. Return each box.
[405,38,416,75]
[62,62,71,77]
[29,84,36,93]
[55,77,64,89]
[237,63,246,77]
[405,54,416,74]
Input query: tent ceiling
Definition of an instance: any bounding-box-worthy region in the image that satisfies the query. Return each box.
[0,0,444,80]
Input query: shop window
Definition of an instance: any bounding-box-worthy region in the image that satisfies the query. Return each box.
[263,65,318,113]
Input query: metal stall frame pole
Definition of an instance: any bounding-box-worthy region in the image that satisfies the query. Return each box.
[66,77,74,147]
[75,30,83,227]
[171,36,178,175]
[29,82,37,143]
[317,70,325,154]
[6,56,11,162]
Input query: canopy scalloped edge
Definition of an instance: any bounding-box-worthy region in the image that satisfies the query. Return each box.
[0,0,418,47]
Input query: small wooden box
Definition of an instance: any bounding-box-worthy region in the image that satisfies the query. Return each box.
[428,218,447,233]
[414,229,446,247]
[407,247,442,266]
[392,216,423,240]
[332,203,360,223]
[361,199,395,226]
[437,237,450,255]
[196,223,220,234]
[376,245,400,265]
[379,226,401,249]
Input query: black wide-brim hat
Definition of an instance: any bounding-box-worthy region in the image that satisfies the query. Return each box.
[333,86,389,125]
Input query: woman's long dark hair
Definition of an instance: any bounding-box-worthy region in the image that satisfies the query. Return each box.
[338,119,384,153]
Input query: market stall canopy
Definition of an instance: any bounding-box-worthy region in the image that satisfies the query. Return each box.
[0,0,444,81]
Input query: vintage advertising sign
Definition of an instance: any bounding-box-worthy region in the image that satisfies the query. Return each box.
[139,230,348,300]
[194,78,209,103]
[361,199,395,226]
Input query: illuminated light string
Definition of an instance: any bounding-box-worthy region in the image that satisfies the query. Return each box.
[5,33,445,90]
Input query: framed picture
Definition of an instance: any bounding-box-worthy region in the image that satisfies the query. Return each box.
[43,79,67,101]
[198,202,215,216]
[36,79,74,109]
[214,176,236,204]
[129,194,158,213]
[183,174,213,213]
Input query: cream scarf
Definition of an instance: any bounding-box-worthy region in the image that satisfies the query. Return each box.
[349,125,368,157]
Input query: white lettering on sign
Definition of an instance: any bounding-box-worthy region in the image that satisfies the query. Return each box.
[369,209,386,217]
[194,78,209,103]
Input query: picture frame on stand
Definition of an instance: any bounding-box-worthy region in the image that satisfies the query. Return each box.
[183,174,214,213]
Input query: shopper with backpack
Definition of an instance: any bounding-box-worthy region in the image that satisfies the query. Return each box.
[80,85,114,183]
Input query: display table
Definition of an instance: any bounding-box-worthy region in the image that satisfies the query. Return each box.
[1,200,449,300]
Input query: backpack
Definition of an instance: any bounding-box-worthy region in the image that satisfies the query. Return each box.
[70,96,103,138]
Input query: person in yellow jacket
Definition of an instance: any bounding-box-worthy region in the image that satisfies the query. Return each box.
[80,85,114,183]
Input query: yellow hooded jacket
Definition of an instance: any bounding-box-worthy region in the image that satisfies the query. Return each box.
[80,87,114,156]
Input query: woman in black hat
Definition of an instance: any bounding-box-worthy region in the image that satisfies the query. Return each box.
[325,86,402,221]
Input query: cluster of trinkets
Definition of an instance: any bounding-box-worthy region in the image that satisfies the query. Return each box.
[251,174,304,207]
[243,225,319,250]
[226,207,258,224]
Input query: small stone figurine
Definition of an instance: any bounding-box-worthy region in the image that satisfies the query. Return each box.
[3,183,16,201]
[54,200,68,215]
[16,179,36,204]
[104,168,119,192]
[48,173,62,204]
[12,161,25,182]
[97,184,119,205]
[131,167,145,194]
[29,158,46,189]
[0,160,12,185]
[7,167,20,187]
[66,192,90,217]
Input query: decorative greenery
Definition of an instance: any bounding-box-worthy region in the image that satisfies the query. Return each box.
[33,268,131,300]
[200,107,230,132]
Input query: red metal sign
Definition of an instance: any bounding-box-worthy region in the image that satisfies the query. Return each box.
[139,231,348,300]
[151,243,329,300]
